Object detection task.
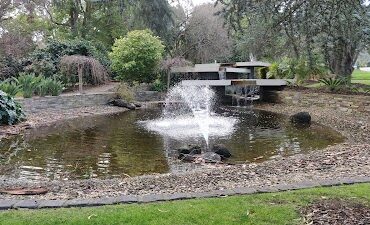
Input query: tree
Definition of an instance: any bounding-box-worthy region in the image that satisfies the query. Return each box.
[184,3,233,63]
[60,55,109,93]
[109,30,165,84]
[217,0,370,79]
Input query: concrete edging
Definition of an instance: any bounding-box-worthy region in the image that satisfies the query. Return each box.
[1,177,369,210]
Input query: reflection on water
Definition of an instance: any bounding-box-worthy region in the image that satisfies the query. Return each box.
[0,108,344,181]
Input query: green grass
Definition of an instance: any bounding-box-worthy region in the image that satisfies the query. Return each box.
[304,70,370,88]
[1,184,369,225]
[352,69,370,80]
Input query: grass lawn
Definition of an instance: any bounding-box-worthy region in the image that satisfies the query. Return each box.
[1,183,369,225]
[352,69,370,80]
[305,69,370,87]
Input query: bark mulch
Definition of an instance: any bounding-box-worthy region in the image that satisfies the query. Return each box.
[301,199,370,225]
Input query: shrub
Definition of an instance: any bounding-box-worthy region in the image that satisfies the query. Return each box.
[268,58,328,83]
[110,30,165,84]
[115,83,135,102]
[319,78,345,92]
[27,39,110,79]
[151,78,166,92]
[59,55,109,85]
[0,79,20,97]
[47,79,64,96]
[0,90,25,125]
[18,73,43,98]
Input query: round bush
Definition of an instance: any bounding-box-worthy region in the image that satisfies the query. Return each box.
[109,30,165,84]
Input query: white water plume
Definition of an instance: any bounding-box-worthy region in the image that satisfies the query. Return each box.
[144,85,237,146]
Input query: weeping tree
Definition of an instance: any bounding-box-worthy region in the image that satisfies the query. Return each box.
[60,55,109,93]
[217,0,370,80]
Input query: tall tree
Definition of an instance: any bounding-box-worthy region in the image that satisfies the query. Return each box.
[184,3,232,63]
[217,0,370,79]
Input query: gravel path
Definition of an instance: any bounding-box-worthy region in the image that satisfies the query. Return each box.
[0,102,369,200]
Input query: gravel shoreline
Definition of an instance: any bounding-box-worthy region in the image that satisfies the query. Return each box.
[0,106,128,141]
[0,102,369,200]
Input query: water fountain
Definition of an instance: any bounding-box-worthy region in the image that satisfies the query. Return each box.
[144,85,238,149]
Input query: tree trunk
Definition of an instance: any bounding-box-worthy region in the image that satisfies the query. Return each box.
[78,64,84,94]
[326,39,357,82]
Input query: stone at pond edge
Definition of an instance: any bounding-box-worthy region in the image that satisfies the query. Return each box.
[201,152,222,163]
[177,145,201,155]
[109,99,136,110]
[290,112,311,125]
[178,154,195,162]
[189,145,202,155]
[212,144,232,158]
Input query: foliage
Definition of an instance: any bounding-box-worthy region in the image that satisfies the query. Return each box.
[217,0,370,79]
[150,78,166,92]
[0,90,25,125]
[0,78,20,97]
[36,78,64,97]
[47,79,64,96]
[0,56,26,81]
[60,55,109,85]
[110,30,165,84]
[17,73,64,98]
[184,4,232,63]
[17,73,43,98]
[319,78,345,92]
[115,82,135,102]
[28,39,110,78]
[268,58,328,83]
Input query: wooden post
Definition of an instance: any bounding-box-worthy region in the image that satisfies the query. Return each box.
[78,64,83,94]
[167,70,171,91]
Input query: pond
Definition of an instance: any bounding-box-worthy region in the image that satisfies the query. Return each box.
[0,108,344,181]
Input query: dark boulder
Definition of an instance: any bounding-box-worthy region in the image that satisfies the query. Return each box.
[109,99,136,110]
[212,144,232,158]
[134,103,142,108]
[201,152,222,163]
[178,154,195,162]
[290,112,311,125]
[189,145,202,155]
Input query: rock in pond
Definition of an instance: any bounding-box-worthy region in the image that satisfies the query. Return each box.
[212,144,232,158]
[201,152,222,163]
[178,154,195,162]
[177,145,202,155]
[290,112,311,125]
[109,99,136,110]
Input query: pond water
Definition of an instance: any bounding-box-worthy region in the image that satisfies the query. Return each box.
[0,108,344,181]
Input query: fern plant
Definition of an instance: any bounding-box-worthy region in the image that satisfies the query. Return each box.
[0,79,20,97]
[48,79,64,96]
[18,73,43,98]
[319,78,344,92]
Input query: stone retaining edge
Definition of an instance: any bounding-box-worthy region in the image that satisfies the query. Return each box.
[1,177,369,210]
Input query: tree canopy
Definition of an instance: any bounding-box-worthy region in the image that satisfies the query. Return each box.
[217,0,370,79]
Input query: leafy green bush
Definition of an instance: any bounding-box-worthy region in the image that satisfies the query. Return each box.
[110,30,165,84]
[47,79,64,96]
[0,90,25,125]
[0,79,21,97]
[115,83,135,102]
[18,73,43,98]
[18,74,64,97]
[151,78,166,92]
[319,78,345,92]
[268,58,328,83]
